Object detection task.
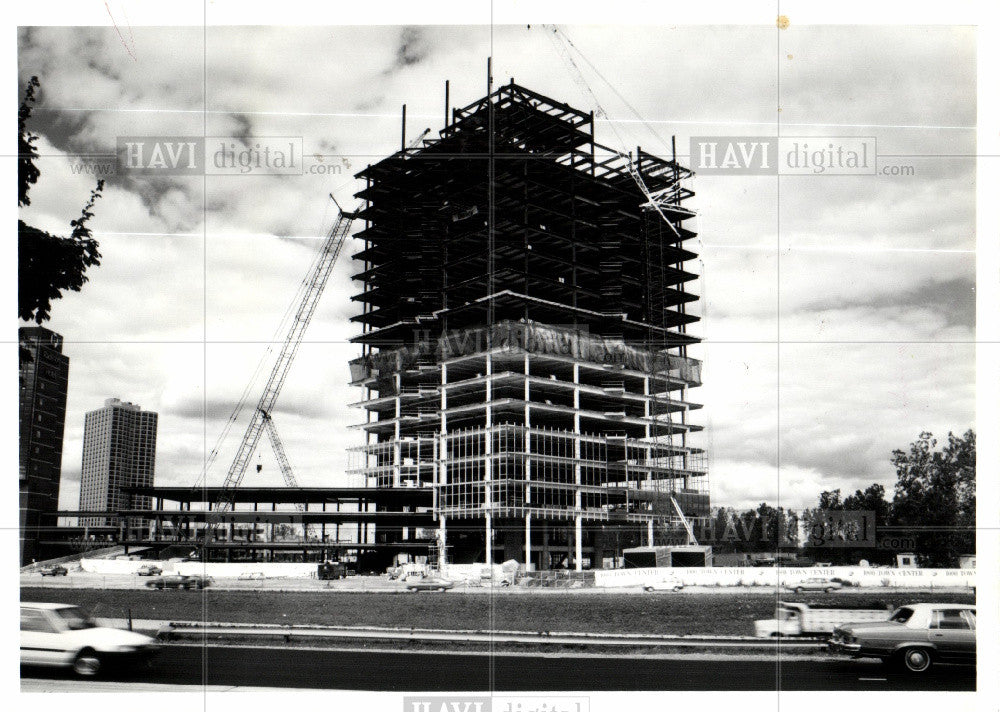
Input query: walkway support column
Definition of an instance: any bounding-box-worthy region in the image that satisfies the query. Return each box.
[524,511,532,570]
[438,515,447,571]
[575,516,583,571]
[485,513,493,566]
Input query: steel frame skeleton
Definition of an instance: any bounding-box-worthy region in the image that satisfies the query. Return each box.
[349,80,707,571]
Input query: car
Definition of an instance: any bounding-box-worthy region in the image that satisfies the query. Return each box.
[144,574,212,590]
[829,603,976,673]
[135,564,163,577]
[20,602,157,677]
[642,577,685,592]
[786,577,842,593]
[238,571,265,580]
[39,565,68,577]
[405,575,454,592]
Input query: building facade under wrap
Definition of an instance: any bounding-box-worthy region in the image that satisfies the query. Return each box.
[348,81,707,571]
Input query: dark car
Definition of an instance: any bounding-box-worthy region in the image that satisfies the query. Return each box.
[405,575,454,592]
[145,574,212,590]
[39,565,68,577]
[829,603,975,672]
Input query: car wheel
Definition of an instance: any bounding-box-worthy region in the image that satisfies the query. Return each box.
[73,648,102,677]
[795,587,803,593]
[643,586,653,592]
[825,588,834,593]
[899,647,933,673]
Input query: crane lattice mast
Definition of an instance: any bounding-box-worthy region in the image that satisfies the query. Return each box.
[208,128,431,528]
[212,207,357,517]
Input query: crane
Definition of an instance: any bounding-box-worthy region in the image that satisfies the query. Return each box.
[206,127,433,540]
[212,204,357,522]
[670,496,698,546]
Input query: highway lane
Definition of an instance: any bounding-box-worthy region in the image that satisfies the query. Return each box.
[21,644,976,691]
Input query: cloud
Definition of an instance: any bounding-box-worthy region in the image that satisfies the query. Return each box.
[16,25,976,515]
[392,27,431,70]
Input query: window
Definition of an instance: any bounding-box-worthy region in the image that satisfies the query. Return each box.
[931,609,970,630]
[20,608,56,633]
[889,607,914,624]
[53,606,96,630]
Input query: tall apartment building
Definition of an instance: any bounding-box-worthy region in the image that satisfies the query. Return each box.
[79,398,158,528]
[19,326,70,565]
[348,81,707,571]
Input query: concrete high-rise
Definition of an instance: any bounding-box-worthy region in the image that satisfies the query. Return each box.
[348,81,707,571]
[19,326,70,565]
[79,398,158,529]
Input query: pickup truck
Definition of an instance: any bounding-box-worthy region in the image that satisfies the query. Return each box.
[754,601,891,637]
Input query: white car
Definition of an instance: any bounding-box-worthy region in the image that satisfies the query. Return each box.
[785,577,843,593]
[20,602,158,677]
[642,577,685,592]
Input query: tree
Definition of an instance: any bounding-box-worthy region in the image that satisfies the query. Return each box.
[805,483,893,565]
[818,489,842,510]
[890,430,975,567]
[843,483,891,526]
[18,75,104,326]
[18,76,40,207]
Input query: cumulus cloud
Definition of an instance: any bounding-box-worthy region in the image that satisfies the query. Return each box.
[16,24,976,512]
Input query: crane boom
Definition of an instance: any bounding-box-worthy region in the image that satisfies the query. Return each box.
[207,127,429,531]
[670,496,698,545]
[262,411,315,539]
[261,411,297,490]
[214,209,356,515]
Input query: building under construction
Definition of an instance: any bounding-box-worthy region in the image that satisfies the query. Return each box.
[37,80,708,571]
[347,79,708,571]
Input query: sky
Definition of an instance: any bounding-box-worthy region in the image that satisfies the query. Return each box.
[15,23,977,513]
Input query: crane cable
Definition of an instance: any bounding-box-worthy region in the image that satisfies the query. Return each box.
[543,24,712,508]
[190,210,335,491]
[542,25,685,238]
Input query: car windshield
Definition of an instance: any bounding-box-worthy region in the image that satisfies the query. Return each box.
[54,607,97,630]
[889,607,914,623]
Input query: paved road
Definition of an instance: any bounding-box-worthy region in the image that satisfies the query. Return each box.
[21,644,975,691]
